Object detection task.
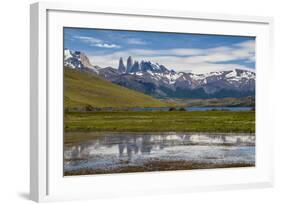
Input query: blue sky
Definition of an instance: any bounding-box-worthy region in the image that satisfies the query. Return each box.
[64,27,255,74]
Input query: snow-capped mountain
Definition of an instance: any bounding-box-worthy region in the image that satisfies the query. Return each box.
[64,49,99,73]
[64,51,255,99]
[100,56,255,98]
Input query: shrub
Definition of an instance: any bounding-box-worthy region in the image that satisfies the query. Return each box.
[179,107,186,111]
[169,107,177,111]
[85,104,94,111]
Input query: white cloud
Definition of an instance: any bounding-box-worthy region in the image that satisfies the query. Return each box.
[94,43,120,48]
[74,36,102,43]
[88,40,255,74]
[235,40,255,50]
[127,38,147,45]
[74,36,121,49]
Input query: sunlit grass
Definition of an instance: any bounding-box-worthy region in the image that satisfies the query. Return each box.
[64,110,255,133]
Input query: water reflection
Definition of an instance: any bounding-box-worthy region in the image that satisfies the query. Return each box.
[64,132,255,173]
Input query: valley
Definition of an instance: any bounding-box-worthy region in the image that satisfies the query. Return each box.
[63,29,256,175]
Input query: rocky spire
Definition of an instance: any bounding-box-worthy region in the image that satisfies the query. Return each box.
[130,61,140,73]
[126,56,133,73]
[118,57,126,73]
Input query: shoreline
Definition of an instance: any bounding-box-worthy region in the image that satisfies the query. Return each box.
[64,131,255,144]
[64,161,255,176]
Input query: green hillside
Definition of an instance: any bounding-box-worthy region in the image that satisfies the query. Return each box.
[64,68,171,110]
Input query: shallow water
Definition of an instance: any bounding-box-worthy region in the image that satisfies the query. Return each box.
[64,132,255,175]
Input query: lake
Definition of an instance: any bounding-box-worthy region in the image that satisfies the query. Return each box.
[64,132,255,175]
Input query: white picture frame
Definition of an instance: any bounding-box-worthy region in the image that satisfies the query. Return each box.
[30,2,274,202]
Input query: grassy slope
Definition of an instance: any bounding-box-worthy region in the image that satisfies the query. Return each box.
[65,111,255,138]
[64,68,171,109]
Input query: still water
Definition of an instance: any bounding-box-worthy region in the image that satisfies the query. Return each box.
[64,132,255,175]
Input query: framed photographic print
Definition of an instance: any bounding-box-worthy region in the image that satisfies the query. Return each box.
[30,2,274,202]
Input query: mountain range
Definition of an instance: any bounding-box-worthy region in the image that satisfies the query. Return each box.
[64,49,255,99]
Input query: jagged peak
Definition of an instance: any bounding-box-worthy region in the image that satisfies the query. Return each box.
[63,48,99,73]
[118,57,126,73]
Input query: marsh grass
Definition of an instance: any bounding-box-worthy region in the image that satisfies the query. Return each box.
[64,110,255,134]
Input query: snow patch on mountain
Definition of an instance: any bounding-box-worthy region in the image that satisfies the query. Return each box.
[64,49,72,60]
[64,49,99,73]
[226,70,237,78]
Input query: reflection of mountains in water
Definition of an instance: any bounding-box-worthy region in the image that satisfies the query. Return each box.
[64,133,255,160]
